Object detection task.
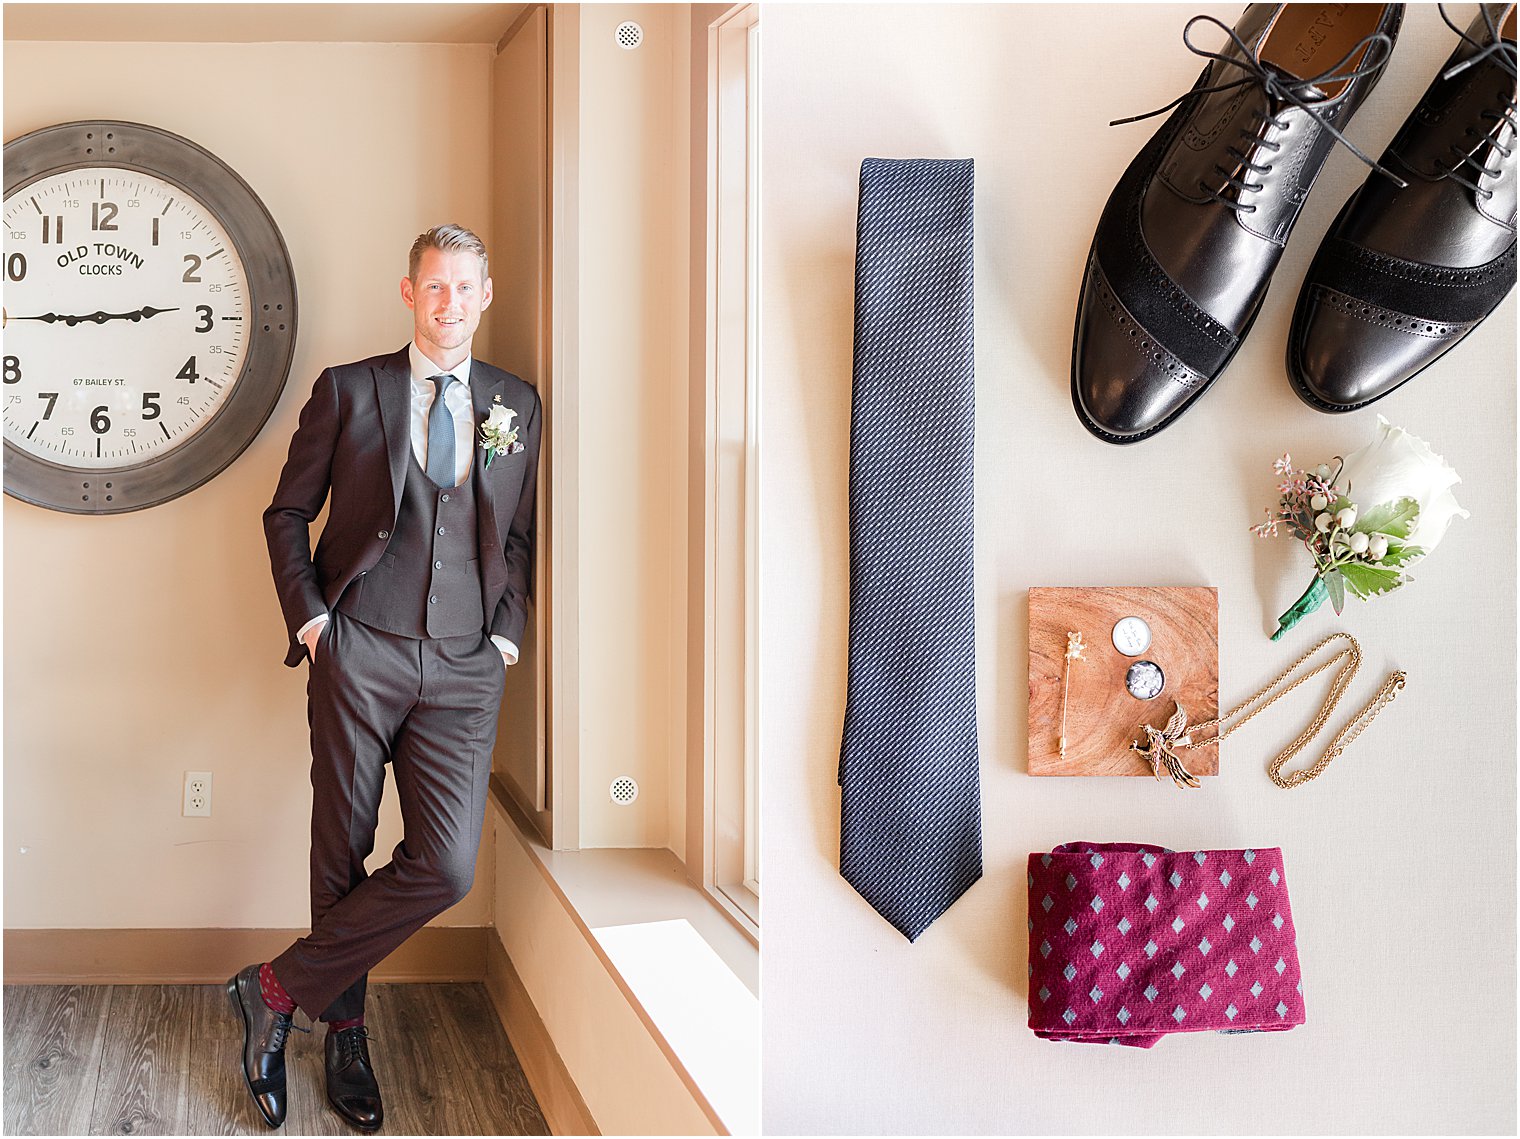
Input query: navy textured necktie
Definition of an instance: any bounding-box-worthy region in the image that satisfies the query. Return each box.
[426,373,457,486]
[839,158,982,942]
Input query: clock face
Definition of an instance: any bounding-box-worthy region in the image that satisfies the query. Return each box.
[3,169,253,469]
[3,120,296,513]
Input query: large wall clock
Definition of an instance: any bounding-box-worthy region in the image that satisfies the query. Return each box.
[2,120,297,513]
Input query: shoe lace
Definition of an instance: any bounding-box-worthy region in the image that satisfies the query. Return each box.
[334,1024,372,1065]
[1431,3,1518,199]
[269,1014,311,1052]
[1111,13,1406,211]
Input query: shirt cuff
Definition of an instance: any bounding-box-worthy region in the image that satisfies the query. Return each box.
[490,636,518,665]
[297,614,329,643]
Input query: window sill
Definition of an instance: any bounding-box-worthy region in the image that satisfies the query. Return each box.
[489,776,759,1135]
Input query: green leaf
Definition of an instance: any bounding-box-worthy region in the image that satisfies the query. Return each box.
[1353,497,1420,539]
[1324,570,1346,615]
[1375,541,1425,569]
[1339,561,1404,600]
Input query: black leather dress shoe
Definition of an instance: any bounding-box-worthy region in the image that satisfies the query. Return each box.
[326,1025,383,1132]
[1288,4,1517,411]
[227,963,302,1129]
[1073,4,1404,442]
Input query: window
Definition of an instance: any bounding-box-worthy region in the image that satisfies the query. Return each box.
[703,2,760,932]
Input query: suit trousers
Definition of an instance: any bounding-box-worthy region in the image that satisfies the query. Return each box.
[271,609,506,1022]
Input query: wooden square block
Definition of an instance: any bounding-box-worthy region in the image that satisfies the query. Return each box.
[1028,586,1219,777]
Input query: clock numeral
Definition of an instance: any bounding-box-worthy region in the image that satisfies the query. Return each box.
[90,406,111,435]
[208,283,223,293]
[5,253,26,282]
[63,199,80,208]
[176,396,191,406]
[123,428,137,437]
[60,426,74,436]
[91,202,119,232]
[6,230,22,241]
[208,344,224,355]
[126,199,141,208]
[142,393,162,421]
[38,393,58,420]
[182,254,202,283]
[3,356,20,384]
[195,305,214,333]
[177,356,199,383]
[41,215,64,244]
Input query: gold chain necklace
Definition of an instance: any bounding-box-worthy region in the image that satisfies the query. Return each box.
[1130,632,1407,790]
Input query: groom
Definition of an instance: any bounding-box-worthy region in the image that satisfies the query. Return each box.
[232,223,541,1131]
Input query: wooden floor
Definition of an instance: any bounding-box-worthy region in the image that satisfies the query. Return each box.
[2,982,550,1136]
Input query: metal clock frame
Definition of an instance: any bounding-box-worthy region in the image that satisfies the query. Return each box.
[2,119,298,514]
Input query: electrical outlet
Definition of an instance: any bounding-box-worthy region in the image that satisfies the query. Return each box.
[183,771,213,817]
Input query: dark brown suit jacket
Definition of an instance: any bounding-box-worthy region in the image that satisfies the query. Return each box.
[264,345,541,667]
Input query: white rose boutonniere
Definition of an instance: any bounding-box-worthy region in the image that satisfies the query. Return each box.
[1252,416,1468,640]
[478,397,524,469]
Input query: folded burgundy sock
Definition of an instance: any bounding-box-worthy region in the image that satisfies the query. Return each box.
[1027,842,1305,1047]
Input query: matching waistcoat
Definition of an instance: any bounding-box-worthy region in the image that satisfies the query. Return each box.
[337,453,486,639]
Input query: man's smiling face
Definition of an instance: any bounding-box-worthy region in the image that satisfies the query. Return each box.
[401,247,492,365]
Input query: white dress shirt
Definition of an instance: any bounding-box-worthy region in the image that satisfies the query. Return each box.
[299,342,518,664]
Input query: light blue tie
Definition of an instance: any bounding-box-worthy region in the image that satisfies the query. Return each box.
[426,374,457,486]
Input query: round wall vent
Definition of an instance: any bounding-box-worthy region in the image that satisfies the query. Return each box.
[609,776,640,805]
[614,21,643,50]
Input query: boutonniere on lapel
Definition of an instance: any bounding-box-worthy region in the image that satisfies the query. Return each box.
[477,395,524,469]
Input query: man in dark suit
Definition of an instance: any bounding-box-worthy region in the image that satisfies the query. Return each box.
[229,223,541,1131]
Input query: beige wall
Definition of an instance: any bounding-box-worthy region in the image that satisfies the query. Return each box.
[490,6,552,825]
[2,37,500,929]
[571,4,692,851]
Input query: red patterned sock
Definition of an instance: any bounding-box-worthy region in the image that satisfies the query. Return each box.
[326,1016,365,1032]
[258,962,297,1016]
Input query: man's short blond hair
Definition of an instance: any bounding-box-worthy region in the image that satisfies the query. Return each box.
[408,224,489,282]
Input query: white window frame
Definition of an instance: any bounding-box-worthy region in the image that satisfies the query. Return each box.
[702,1,760,933]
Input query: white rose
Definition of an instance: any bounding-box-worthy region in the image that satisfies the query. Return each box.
[1338,416,1468,553]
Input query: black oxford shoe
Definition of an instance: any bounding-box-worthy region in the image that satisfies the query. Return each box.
[1073,3,1403,443]
[227,964,304,1129]
[1288,4,1517,411]
[326,1025,384,1132]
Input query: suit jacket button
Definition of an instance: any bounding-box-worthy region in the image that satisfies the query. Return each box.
[437,526,446,535]
[434,561,443,569]
[378,530,389,539]
[441,494,450,502]
[428,595,438,605]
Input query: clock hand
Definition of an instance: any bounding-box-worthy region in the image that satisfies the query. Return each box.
[4,306,180,326]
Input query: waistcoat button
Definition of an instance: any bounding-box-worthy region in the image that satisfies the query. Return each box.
[378,530,389,539]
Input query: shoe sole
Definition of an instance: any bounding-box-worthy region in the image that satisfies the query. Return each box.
[1069,241,1265,445]
[227,976,285,1130]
